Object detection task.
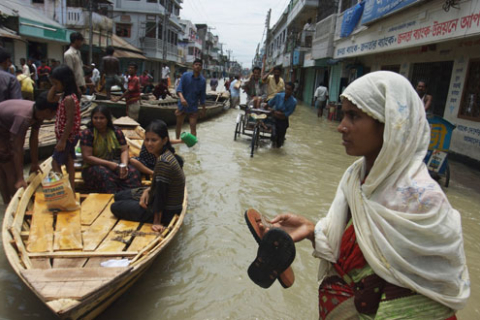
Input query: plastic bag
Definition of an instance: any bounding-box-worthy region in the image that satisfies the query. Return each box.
[41,172,80,211]
[100,259,130,268]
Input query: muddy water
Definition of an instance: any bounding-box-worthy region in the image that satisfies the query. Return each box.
[1,100,479,319]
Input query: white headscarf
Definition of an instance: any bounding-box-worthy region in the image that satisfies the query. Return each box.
[313,71,470,310]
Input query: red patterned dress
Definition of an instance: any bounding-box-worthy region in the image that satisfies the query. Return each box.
[55,93,81,142]
[318,214,457,320]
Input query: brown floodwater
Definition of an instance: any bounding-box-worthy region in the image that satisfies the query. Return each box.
[0,100,479,319]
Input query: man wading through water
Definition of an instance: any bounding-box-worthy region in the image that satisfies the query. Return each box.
[175,59,206,139]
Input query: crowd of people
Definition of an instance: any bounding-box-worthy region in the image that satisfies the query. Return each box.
[0,31,186,232]
[0,25,472,318]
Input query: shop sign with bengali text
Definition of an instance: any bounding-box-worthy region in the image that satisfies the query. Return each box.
[334,0,480,58]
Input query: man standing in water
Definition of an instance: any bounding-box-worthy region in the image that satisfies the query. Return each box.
[314,82,329,117]
[175,58,206,139]
[102,46,124,99]
[416,80,433,114]
[267,82,297,148]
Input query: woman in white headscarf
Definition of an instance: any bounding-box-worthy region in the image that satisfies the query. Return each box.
[265,71,470,319]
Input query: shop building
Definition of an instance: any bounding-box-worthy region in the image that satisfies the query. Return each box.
[332,0,480,162]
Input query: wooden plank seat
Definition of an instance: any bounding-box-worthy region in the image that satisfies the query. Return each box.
[53,194,82,251]
[80,194,113,226]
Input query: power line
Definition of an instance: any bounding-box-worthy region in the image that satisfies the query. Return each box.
[189,0,210,23]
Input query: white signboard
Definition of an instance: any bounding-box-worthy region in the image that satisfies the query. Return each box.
[334,0,480,58]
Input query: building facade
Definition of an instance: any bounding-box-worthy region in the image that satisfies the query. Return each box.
[112,0,183,81]
[260,0,480,163]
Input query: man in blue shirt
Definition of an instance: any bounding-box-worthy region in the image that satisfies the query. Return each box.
[175,59,206,138]
[267,82,297,148]
[0,48,22,102]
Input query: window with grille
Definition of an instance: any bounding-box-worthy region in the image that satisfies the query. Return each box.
[146,22,156,38]
[458,59,480,121]
[115,24,131,38]
[411,61,453,116]
[157,24,163,39]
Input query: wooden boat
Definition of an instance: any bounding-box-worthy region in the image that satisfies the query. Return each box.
[3,120,187,319]
[94,91,230,127]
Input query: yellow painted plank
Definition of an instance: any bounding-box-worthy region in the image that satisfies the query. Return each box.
[127,224,159,252]
[82,200,118,251]
[53,194,83,251]
[96,220,140,252]
[27,192,54,253]
[80,194,113,226]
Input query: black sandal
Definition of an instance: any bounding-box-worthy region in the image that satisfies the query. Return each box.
[247,228,296,289]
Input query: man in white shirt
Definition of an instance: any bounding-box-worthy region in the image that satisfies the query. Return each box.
[162,64,170,82]
[64,32,86,93]
[91,63,100,85]
[20,58,30,77]
[314,82,329,117]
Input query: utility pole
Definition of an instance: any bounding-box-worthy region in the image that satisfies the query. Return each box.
[88,0,93,64]
[226,49,232,75]
[162,0,170,65]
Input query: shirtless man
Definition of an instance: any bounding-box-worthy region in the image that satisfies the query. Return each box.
[102,46,124,99]
[416,80,433,114]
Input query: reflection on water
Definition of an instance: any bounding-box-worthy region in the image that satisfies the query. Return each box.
[1,102,479,319]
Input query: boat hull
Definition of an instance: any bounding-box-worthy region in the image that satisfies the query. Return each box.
[4,124,188,319]
[95,97,228,127]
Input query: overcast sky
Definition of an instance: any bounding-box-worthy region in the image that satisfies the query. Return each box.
[180,0,289,68]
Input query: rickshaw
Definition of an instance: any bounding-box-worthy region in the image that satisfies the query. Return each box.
[424,115,456,187]
[234,105,273,157]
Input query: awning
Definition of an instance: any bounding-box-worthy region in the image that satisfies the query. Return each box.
[114,49,147,60]
[0,27,22,40]
[112,35,143,54]
[0,0,71,43]
[111,34,146,60]
[175,62,190,68]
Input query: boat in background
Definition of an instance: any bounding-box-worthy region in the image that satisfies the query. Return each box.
[94,91,230,127]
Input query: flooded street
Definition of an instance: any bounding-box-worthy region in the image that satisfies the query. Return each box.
[1,100,479,319]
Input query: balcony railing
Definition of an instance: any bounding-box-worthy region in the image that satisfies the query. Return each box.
[312,13,337,59]
[65,7,113,31]
[142,37,182,62]
[299,29,314,48]
[287,0,318,26]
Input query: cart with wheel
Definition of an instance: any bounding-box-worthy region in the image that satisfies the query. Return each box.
[234,107,273,157]
[424,115,456,187]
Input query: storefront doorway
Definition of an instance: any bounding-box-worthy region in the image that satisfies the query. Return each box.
[27,41,47,64]
[381,64,401,73]
[411,61,453,116]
